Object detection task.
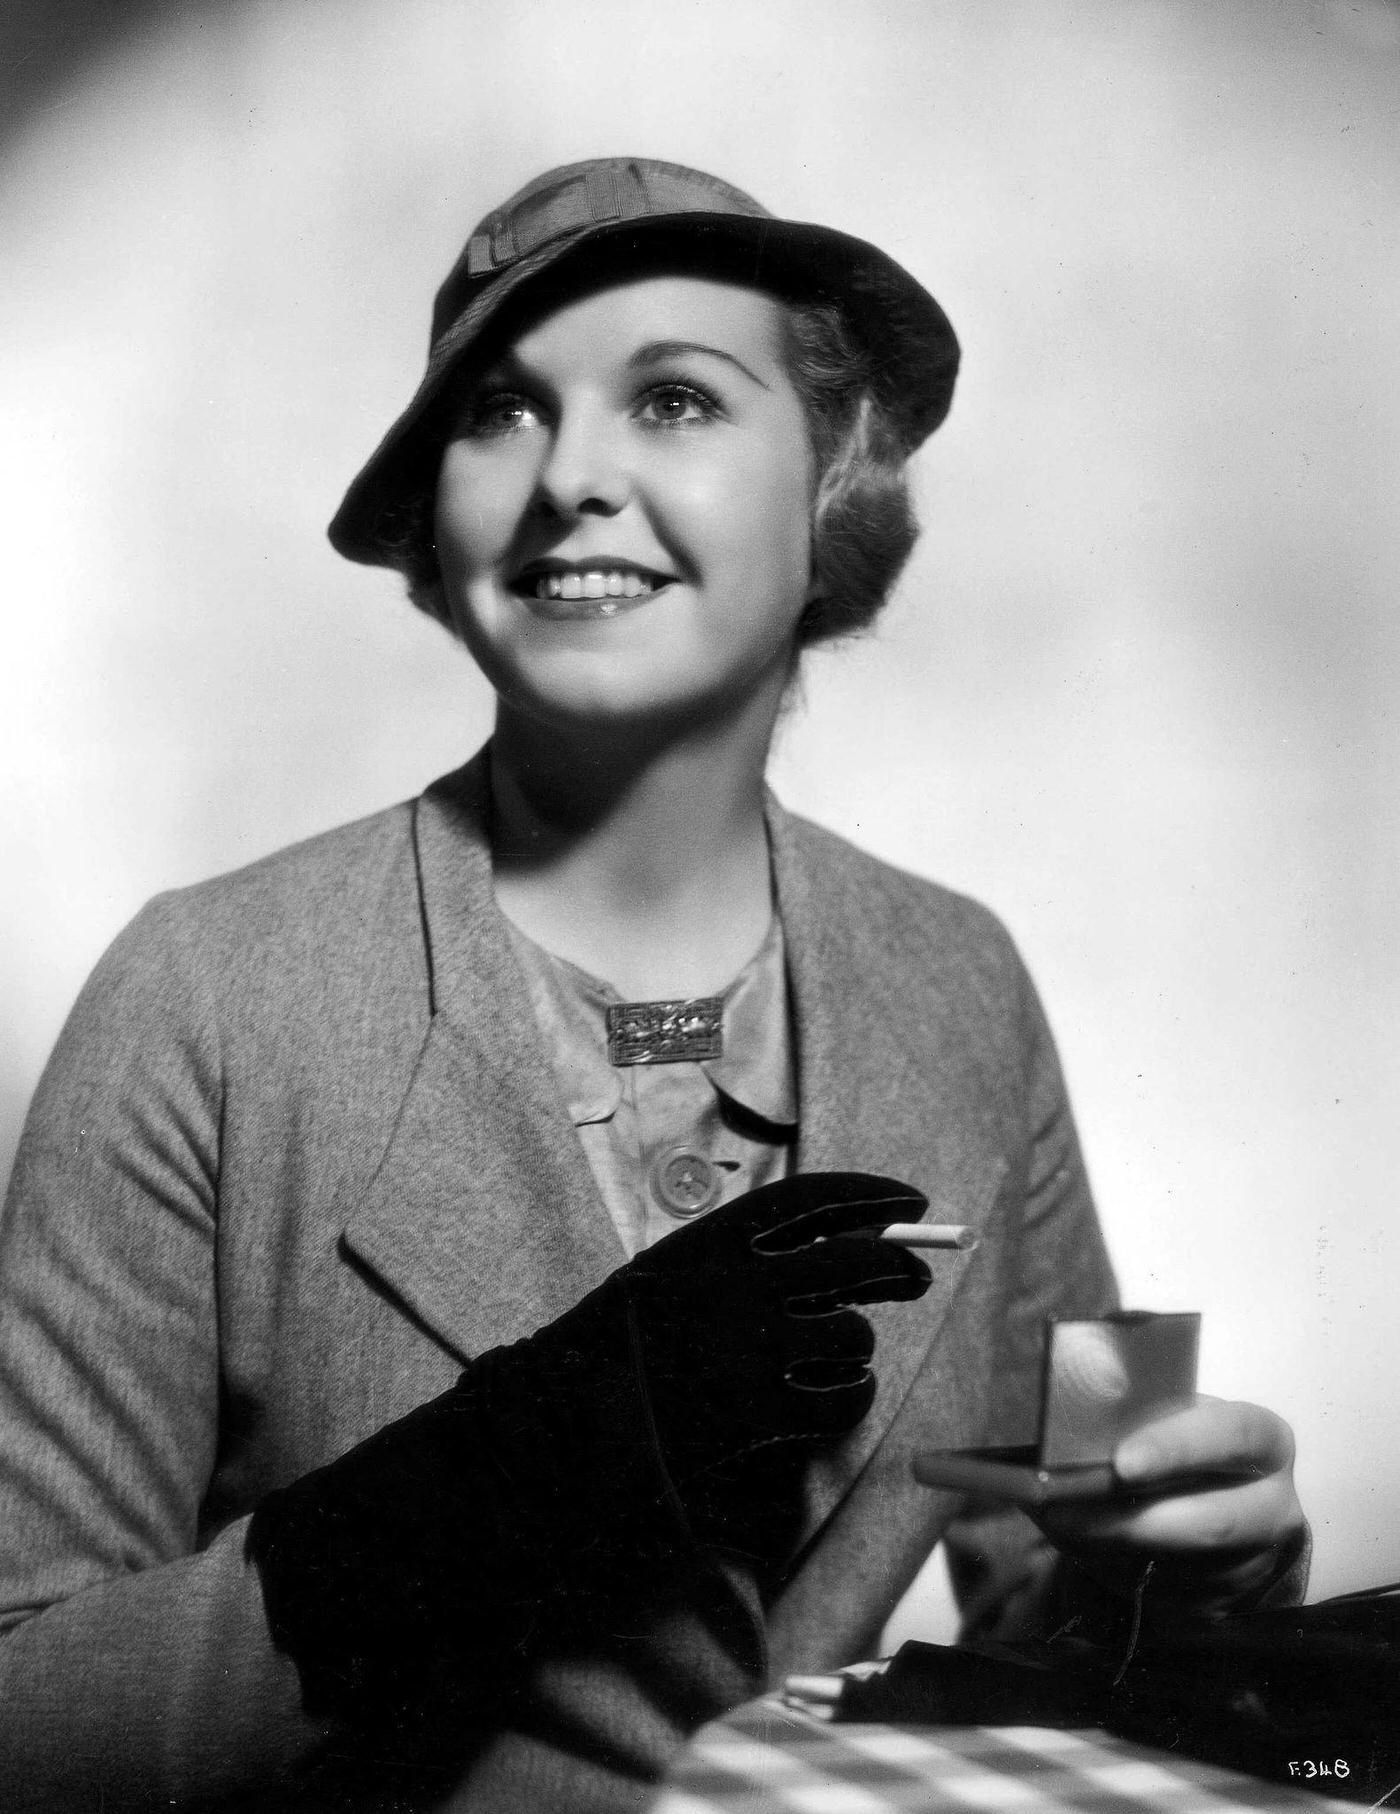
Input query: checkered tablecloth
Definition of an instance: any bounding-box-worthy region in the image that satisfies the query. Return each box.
[650,1698,1359,1813]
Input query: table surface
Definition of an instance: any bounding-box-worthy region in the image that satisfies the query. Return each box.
[650,1697,1359,1814]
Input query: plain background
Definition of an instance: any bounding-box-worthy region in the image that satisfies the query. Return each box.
[2,0,1397,1641]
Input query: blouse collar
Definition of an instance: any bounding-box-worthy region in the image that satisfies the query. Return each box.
[501,910,797,1133]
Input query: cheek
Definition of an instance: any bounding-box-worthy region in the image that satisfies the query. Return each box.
[433,444,527,583]
[743,462,816,597]
[680,438,814,588]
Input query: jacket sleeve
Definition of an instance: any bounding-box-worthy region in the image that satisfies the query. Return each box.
[941,951,1309,1641]
[940,947,1122,1643]
[0,900,328,1811]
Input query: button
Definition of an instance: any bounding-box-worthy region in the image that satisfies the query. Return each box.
[649,1146,721,1218]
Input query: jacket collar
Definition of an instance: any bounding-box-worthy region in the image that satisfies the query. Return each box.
[344,749,990,1527]
[767,794,994,1529]
[343,752,625,1354]
[500,910,797,1134]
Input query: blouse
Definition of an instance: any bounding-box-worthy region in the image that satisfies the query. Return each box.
[502,913,797,1257]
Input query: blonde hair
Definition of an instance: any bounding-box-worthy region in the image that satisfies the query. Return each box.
[779,299,919,645]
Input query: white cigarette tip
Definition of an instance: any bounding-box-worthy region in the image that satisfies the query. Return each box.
[880,1223,979,1251]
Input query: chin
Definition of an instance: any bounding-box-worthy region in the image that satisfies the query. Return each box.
[518,686,693,734]
[500,667,747,741]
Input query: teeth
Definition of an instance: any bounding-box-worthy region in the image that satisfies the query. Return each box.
[530,569,660,601]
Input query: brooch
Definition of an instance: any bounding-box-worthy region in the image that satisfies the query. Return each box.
[606,998,724,1066]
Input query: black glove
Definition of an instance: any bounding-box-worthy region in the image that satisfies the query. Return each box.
[248,1172,930,1729]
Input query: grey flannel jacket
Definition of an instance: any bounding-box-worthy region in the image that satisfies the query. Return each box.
[0,751,1116,1812]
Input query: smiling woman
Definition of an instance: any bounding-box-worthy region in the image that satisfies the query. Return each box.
[0,155,1308,1814]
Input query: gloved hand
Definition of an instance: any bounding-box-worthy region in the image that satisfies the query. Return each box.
[612,1169,930,1560]
[248,1172,930,1729]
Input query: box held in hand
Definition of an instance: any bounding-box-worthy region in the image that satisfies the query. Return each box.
[912,1310,1202,1505]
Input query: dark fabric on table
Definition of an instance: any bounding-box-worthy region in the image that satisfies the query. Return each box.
[837,1579,1396,1805]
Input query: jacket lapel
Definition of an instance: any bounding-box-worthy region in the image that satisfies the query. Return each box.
[342,762,999,1485]
[342,755,624,1363]
[769,798,1004,1531]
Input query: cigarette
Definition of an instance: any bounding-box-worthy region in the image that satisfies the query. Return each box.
[878,1222,978,1251]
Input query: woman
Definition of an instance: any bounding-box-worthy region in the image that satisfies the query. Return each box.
[0,157,1307,1813]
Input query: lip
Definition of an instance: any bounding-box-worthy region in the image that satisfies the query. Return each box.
[525,590,661,623]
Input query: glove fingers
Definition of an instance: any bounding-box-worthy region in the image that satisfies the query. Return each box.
[777,1236,932,1312]
[785,1304,875,1365]
[750,1175,929,1254]
[784,1358,877,1432]
[779,1309,876,1434]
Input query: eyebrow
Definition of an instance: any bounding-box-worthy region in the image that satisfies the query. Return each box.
[628,340,771,390]
[468,338,772,396]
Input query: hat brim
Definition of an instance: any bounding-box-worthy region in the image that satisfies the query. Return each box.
[328,213,959,568]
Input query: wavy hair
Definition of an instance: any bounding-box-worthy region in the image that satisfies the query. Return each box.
[779,298,919,646]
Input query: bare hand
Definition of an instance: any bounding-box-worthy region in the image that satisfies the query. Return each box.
[1034,1394,1307,1615]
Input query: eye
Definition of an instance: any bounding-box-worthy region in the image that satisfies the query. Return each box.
[635,382,721,429]
[459,390,542,439]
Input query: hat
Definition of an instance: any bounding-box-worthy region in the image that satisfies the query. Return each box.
[328,156,960,567]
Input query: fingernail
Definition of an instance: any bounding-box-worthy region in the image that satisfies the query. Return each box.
[1115,1441,1155,1480]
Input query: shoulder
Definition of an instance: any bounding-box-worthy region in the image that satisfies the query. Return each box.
[82,794,428,1052]
[155,794,418,947]
[774,801,1030,996]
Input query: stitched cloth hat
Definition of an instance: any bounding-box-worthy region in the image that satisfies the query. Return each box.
[328,156,960,567]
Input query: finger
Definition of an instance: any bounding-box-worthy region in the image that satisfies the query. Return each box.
[1039,1469,1302,1559]
[784,1357,877,1431]
[1114,1395,1295,1490]
[777,1238,931,1313]
[786,1355,872,1392]
[749,1175,929,1253]
[784,1305,876,1366]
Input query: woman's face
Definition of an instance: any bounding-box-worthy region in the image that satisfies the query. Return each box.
[433,274,816,737]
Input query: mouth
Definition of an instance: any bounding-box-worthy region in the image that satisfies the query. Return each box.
[509,560,677,617]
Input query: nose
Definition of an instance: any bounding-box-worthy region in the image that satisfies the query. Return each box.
[531,400,630,521]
